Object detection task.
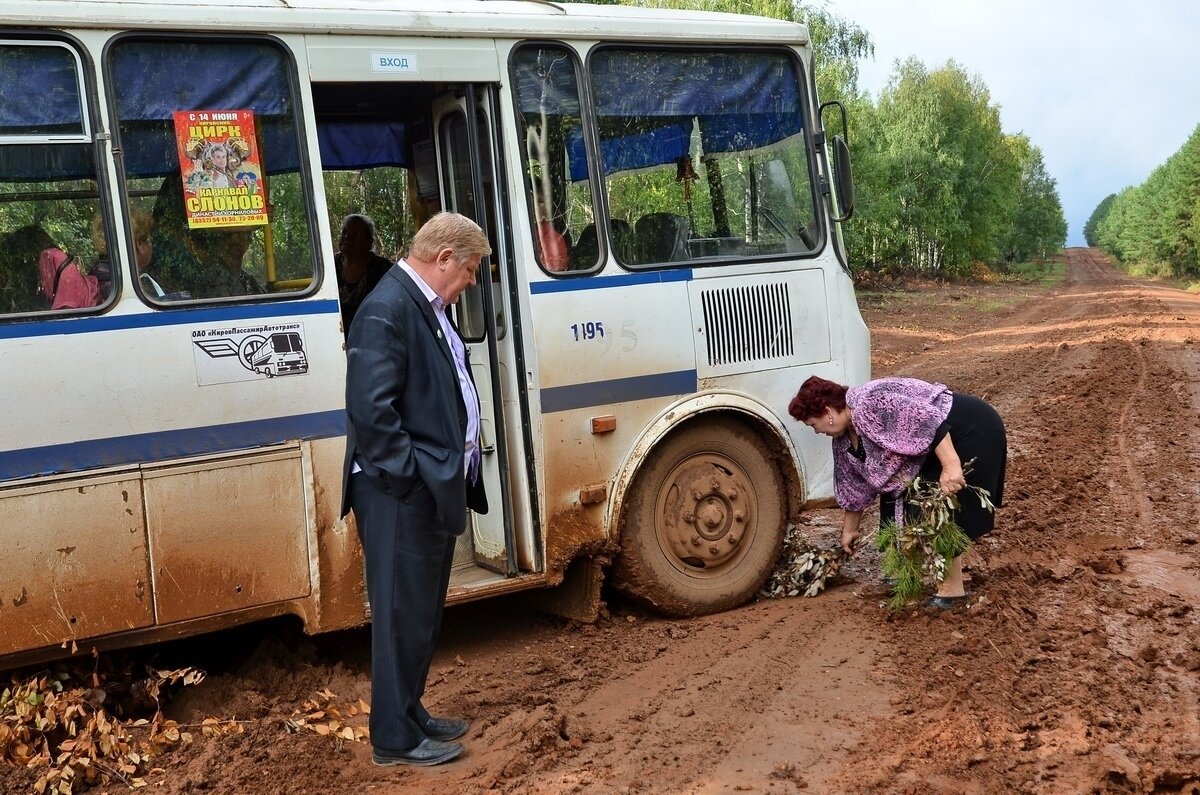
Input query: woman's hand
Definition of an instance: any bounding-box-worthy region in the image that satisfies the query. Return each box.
[934,433,966,495]
[840,525,862,555]
[939,460,966,495]
[841,509,864,555]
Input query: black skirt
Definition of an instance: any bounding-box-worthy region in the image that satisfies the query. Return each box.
[879,392,1006,540]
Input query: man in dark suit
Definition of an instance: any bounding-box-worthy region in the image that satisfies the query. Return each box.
[342,212,490,766]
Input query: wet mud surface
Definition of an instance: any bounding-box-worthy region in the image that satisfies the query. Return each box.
[4,248,1199,793]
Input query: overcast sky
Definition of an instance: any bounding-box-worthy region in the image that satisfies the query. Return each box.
[821,0,1200,246]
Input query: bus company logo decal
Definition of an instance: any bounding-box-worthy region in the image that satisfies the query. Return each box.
[191,322,309,385]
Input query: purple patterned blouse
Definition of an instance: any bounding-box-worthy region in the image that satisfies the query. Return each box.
[832,377,953,518]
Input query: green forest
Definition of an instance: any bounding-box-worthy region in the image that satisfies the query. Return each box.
[1085,124,1200,279]
[564,0,1069,276]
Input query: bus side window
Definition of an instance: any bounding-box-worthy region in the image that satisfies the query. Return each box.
[0,41,112,318]
[108,38,318,303]
[511,44,600,275]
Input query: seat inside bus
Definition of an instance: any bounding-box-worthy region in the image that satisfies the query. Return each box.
[634,212,689,264]
[570,218,634,269]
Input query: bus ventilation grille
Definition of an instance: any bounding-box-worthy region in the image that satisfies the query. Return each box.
[699,282,794,366]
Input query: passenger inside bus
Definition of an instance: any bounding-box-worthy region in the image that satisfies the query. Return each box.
[91,210,159,299]
[0,224,102,313]
[149,173,263,299]
[128,210,165,298]
[0,225,55,313]
[335,213,393,335]
[37,244,102,311]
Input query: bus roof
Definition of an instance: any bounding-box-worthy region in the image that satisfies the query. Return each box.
[0,0,809,45]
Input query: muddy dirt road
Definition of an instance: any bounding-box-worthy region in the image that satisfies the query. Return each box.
[5,248,1199,794]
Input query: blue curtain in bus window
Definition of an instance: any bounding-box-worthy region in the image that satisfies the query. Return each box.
[0,44,92,182]
[0,44,84,137]
[316,120,409,170]
[109,41,299,178]
[588,50,804,176]
[565,122,689,182]
[0,144,93,182]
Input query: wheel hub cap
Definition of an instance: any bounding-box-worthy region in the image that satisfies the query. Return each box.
[657,454,755,575]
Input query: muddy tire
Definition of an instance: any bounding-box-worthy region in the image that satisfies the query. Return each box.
[613,418,786,616]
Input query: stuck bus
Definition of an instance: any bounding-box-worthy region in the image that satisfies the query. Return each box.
[0,0,867,667]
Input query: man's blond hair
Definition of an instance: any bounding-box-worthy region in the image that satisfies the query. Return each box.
[409,212,491,262]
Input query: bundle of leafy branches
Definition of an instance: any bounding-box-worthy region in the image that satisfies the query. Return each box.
[0,660,204,793]
[760,524,848,599]
[877,466,995,610]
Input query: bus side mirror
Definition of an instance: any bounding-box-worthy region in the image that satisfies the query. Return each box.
[831,135,854,220]
[818,100,854,222]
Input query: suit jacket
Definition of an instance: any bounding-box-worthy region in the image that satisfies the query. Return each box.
[341,264,488,533]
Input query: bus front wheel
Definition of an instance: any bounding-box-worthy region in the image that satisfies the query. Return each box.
[613,418,786,616]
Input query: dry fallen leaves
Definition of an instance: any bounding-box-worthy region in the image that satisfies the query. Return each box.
[284,690,370,745]
[1,663,205,794]
[4,661,377,793]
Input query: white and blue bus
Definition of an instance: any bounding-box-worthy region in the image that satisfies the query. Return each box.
[0,0,867,666]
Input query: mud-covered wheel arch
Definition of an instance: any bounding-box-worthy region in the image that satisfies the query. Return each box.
[612,414,791,616]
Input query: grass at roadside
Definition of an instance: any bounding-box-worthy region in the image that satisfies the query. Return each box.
[1114,259,1200,292]
[854,258,1065,315]
[1000,259,1066,286]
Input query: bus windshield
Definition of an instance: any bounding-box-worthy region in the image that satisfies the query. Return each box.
[589,48,820,266]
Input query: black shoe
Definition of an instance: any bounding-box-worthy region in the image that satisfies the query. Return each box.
[422,716,469,742]
[371,737,464,767]
[927,595,968,610]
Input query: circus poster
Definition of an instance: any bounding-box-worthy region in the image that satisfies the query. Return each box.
[172,109,267,229]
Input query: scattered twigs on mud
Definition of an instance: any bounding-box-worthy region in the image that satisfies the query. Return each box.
[760,525,849,599]
[878,461,994,610]
[987,638,1017,669]
[0,662,204,794]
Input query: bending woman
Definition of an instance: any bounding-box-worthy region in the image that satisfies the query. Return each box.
[789,376,1007,607]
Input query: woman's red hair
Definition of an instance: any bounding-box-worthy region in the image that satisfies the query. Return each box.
[788,375,847,421]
